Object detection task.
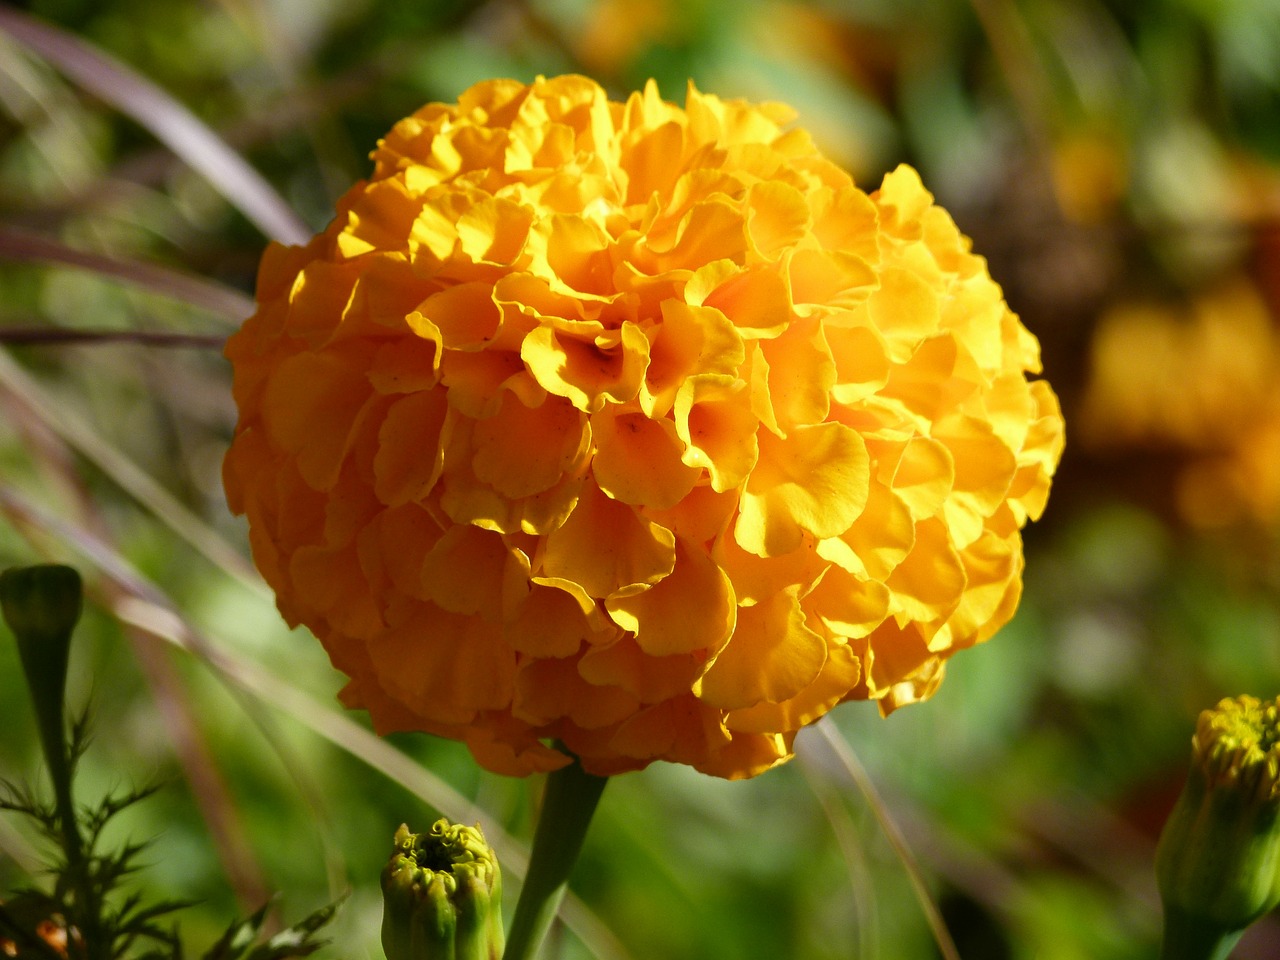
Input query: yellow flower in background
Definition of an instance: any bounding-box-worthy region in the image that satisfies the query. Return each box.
[223,75,1063,779]
[1080,278,1280,529]
[1080,279,1277,453]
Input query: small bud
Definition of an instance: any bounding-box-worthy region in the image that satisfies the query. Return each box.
[0,565,81,702]
[381,820,504,960]
[1156,695,1280,960]
[0,565,82,806]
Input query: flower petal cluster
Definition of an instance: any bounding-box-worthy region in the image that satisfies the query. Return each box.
[223,75,1064,779]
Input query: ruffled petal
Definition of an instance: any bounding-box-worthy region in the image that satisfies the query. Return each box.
[606,537,736,656]
[541,478,677,598]
[736,422,870,556]
[697,587,826,710]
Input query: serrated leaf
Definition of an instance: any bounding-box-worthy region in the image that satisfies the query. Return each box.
[200,900,273,960]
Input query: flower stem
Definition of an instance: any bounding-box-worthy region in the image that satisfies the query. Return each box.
[502,758,608,960]
[1160,906,1243,960]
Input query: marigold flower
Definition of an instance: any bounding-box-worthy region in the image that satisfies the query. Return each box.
[223,75,1064,779]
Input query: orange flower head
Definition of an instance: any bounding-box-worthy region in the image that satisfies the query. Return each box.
[223,76,1064,779]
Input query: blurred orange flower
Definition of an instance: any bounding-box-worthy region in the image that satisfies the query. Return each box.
[223,75,1063,779]
[1081,277,1280,529]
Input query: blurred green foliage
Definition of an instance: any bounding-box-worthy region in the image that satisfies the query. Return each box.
[1,0,1279,957]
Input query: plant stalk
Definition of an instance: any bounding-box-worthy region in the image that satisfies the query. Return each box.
[502,758,607,960]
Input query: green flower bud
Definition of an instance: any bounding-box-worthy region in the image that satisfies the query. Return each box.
[0,565,82,810]
[1,565,81,708]
[381,820,504,960]
[1156,695,1280,960]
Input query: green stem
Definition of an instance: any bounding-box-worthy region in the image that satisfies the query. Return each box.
[1159,907,1243,960]
[502,758,608,960]
[1,565,99,960]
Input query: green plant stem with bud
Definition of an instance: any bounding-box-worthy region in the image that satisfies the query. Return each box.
[1156,695,1280,960]
[0,564,105,959]
[0,566,83,862]
[502,757,608,960]
[382,820,504,960]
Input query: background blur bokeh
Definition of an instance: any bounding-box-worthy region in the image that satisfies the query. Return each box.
[1,0,1279,957]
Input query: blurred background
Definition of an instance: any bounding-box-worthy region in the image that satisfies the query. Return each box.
[0,0,1278,957]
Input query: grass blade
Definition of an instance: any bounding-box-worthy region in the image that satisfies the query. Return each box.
[808,718,961,960]
[0,347,265,598]
[0,8,310,245]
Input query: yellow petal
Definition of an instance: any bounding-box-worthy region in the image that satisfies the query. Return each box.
[725,640,862,733]
[340,177,421,256]
[826,317,890,405]
[647,197,748,272]
[712,528,826,605]
[457,194,534,265]
[591,404,700,508]
[522,319,650,413]
[736,422,869,556]
[262,349,371,491]
[420,524,515,617]
[885,517,966,624]
[760,316,836,430]
[802,564,890,639]
[936,414,1018,546]
[464,719,574,776]
[371,603,516,724]
[859,619,940,703]
[692,262,793,339]
[607,693,730,762]
[372,390,451,506]
[786,247,876,308]
[810,184,879,260]
[368,335,441,394]
[360,503,443,600]
[868,266,941,360]
[506,581,619,657]
[697,587,826,710]
[513,654,640,729]
[528,212,614,295]
[746,180,812,260]
[828,478,914,581]
[472,393,590,499]
[541,479,676,598]
[289,542,384,640]
[641,299,744,417]
[606,537,736,656]
[874,164,933,240]
[691,728,792,780]
[286,258,362,343]
[674,374,760,492]
[438,416,589,535]
[441,348,544,420]
[414,281,501,348]
[891,436,954,521]
[947,530,1021,646]
[640,482,739,544]
[578,633,710,702]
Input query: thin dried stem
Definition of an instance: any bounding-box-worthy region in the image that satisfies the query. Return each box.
[0,227,254,324]
[0,327,226,348]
